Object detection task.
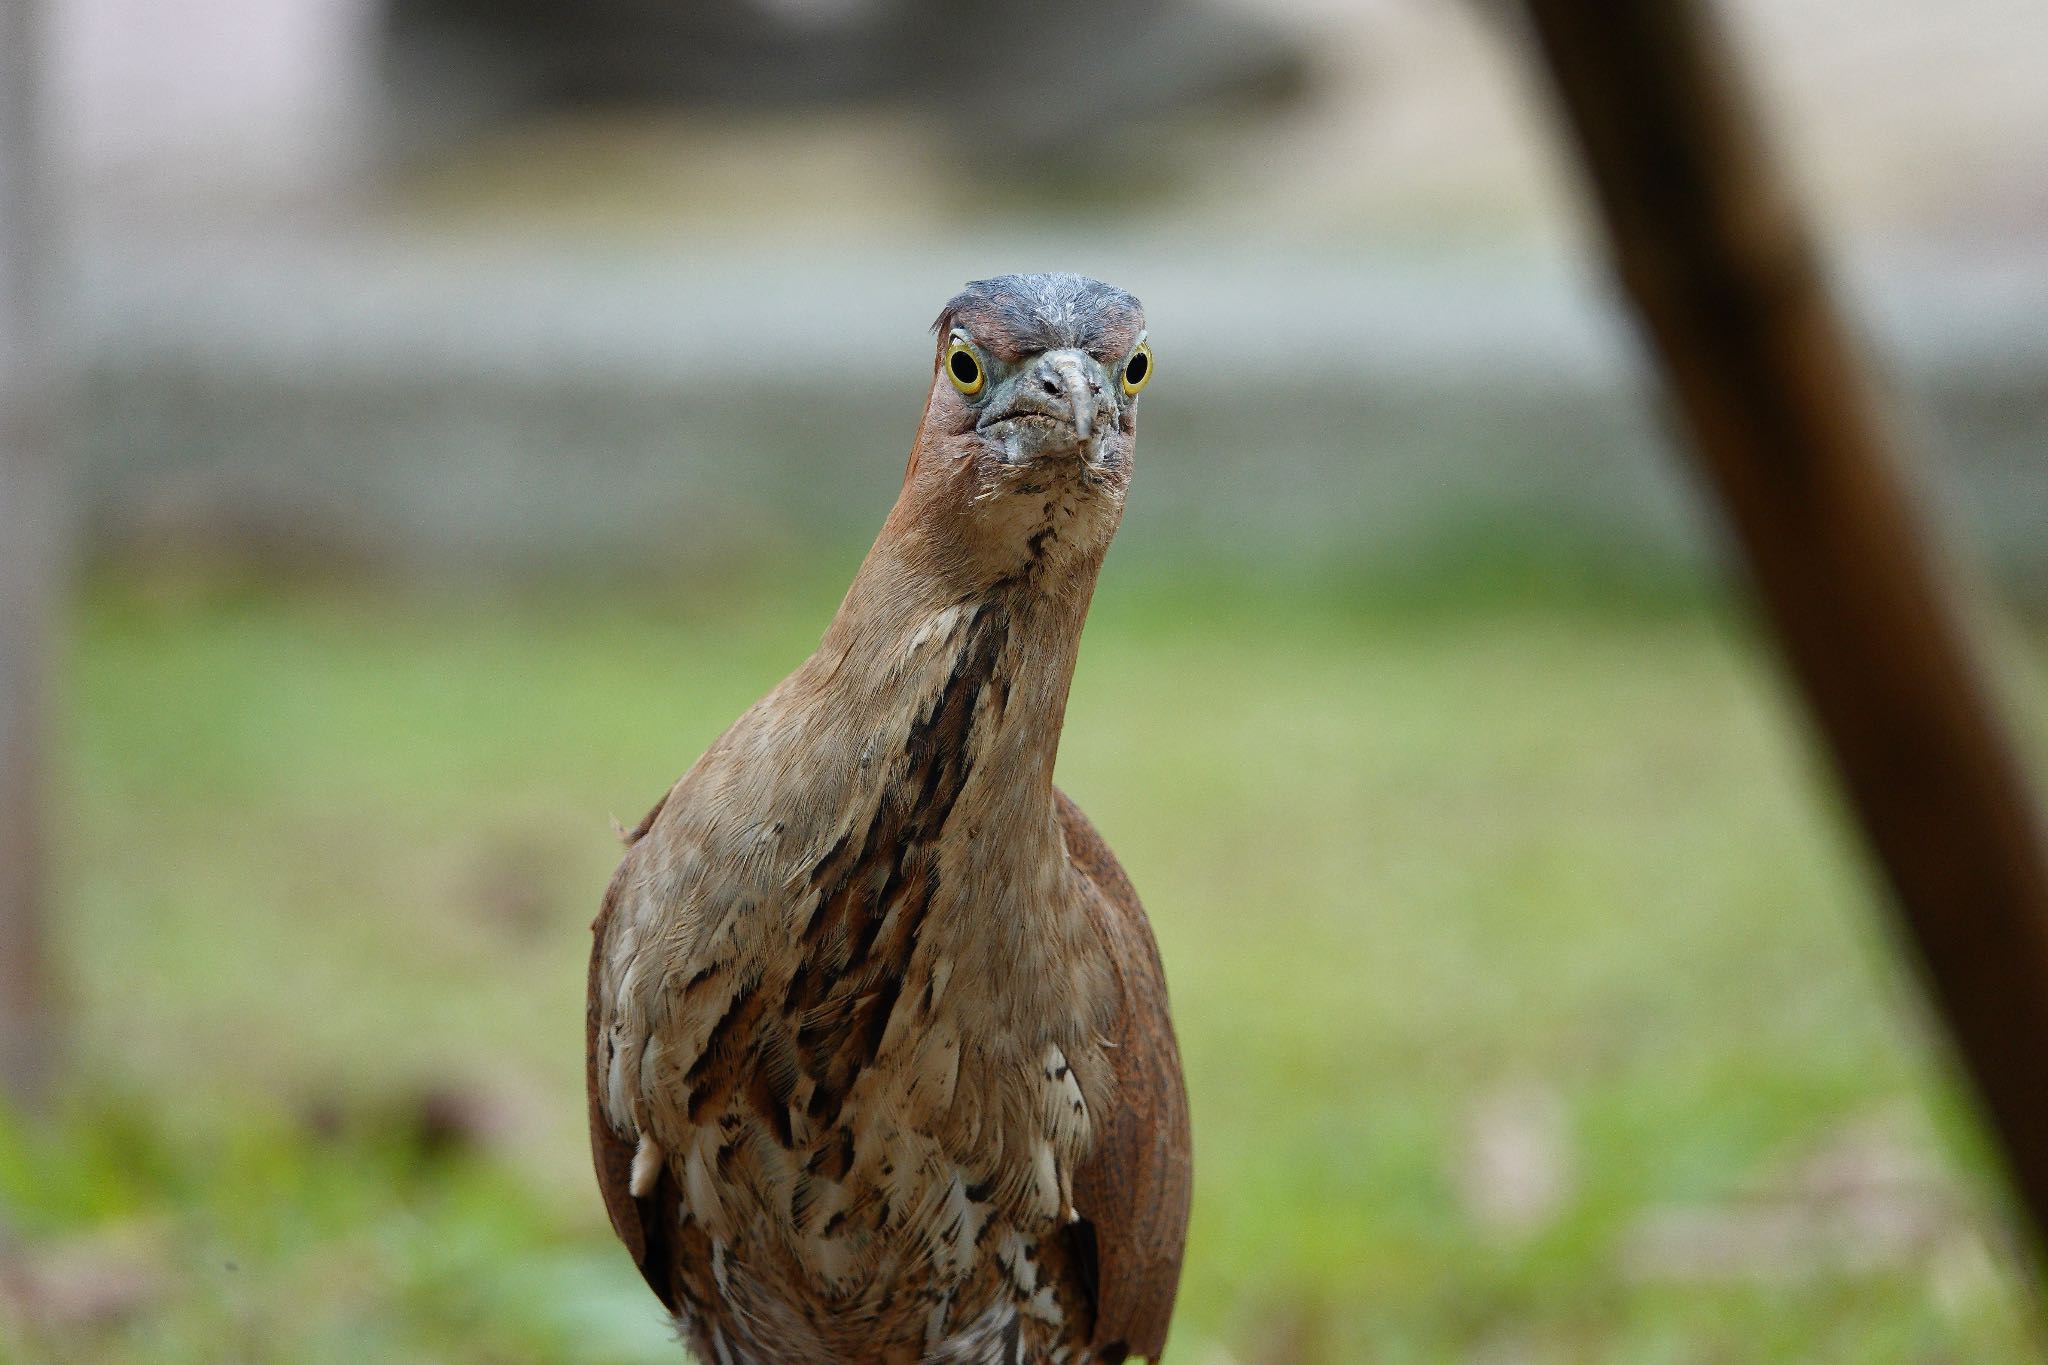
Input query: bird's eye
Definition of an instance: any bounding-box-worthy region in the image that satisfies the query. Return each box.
[945,341,985,396]
[1120,342,1152,396]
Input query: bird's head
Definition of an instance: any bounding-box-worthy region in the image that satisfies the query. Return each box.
[893,274,1150,582]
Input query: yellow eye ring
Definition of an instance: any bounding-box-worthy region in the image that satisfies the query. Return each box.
[945,340,985,396]
[1120,342,1153,396]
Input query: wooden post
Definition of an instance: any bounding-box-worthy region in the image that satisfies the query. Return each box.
[1514,0,2048,1253]
[0,0,61,1109]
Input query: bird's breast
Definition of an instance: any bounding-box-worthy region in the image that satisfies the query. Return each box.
[592,595,1118,1356]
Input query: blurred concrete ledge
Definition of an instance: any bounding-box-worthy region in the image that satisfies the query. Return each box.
[67,227,2048,589]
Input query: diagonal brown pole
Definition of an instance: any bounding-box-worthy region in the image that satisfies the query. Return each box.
[1515,0,2048,1253]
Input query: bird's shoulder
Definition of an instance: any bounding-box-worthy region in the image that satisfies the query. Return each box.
[1053,787,1193,1361]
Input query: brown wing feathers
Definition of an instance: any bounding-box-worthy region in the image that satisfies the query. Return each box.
[588,796,720,1335]
[590,789,1192,1360]
[1058,790,1193,1361]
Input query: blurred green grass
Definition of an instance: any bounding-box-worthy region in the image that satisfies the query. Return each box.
[3,560,2044,1362]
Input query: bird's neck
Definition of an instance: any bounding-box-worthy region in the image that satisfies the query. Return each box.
[811,521,1105,853]
[760,499,1119,1043]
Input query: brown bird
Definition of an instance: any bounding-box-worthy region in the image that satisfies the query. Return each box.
[587,274,1190,1363]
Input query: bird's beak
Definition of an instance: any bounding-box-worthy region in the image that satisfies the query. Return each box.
[1049,352,1097,443]
[976,349,1115,458]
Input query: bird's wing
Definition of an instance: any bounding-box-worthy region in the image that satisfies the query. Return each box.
[1055,787,1193,1361]
[586,789,717,1325]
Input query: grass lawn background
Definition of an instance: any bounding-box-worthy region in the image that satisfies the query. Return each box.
[4,557,2044,1362]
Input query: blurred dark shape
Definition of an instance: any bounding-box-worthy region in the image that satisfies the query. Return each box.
[1243,1294,1333,1365]
[458,828,572,943]
[401,1084,516,1162]
[378,0,1310,176]
[1518,0,2048,1259]
[0,0,61,1111]
[303,1082,524,1167]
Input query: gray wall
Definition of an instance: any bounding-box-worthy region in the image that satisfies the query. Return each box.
[75,232,2048,590]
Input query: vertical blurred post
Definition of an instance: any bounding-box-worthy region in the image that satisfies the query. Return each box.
[0,0,60,1109]
[1515,0,2048,1255]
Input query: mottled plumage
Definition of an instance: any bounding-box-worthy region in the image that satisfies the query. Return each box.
[587,275,1190,1363]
